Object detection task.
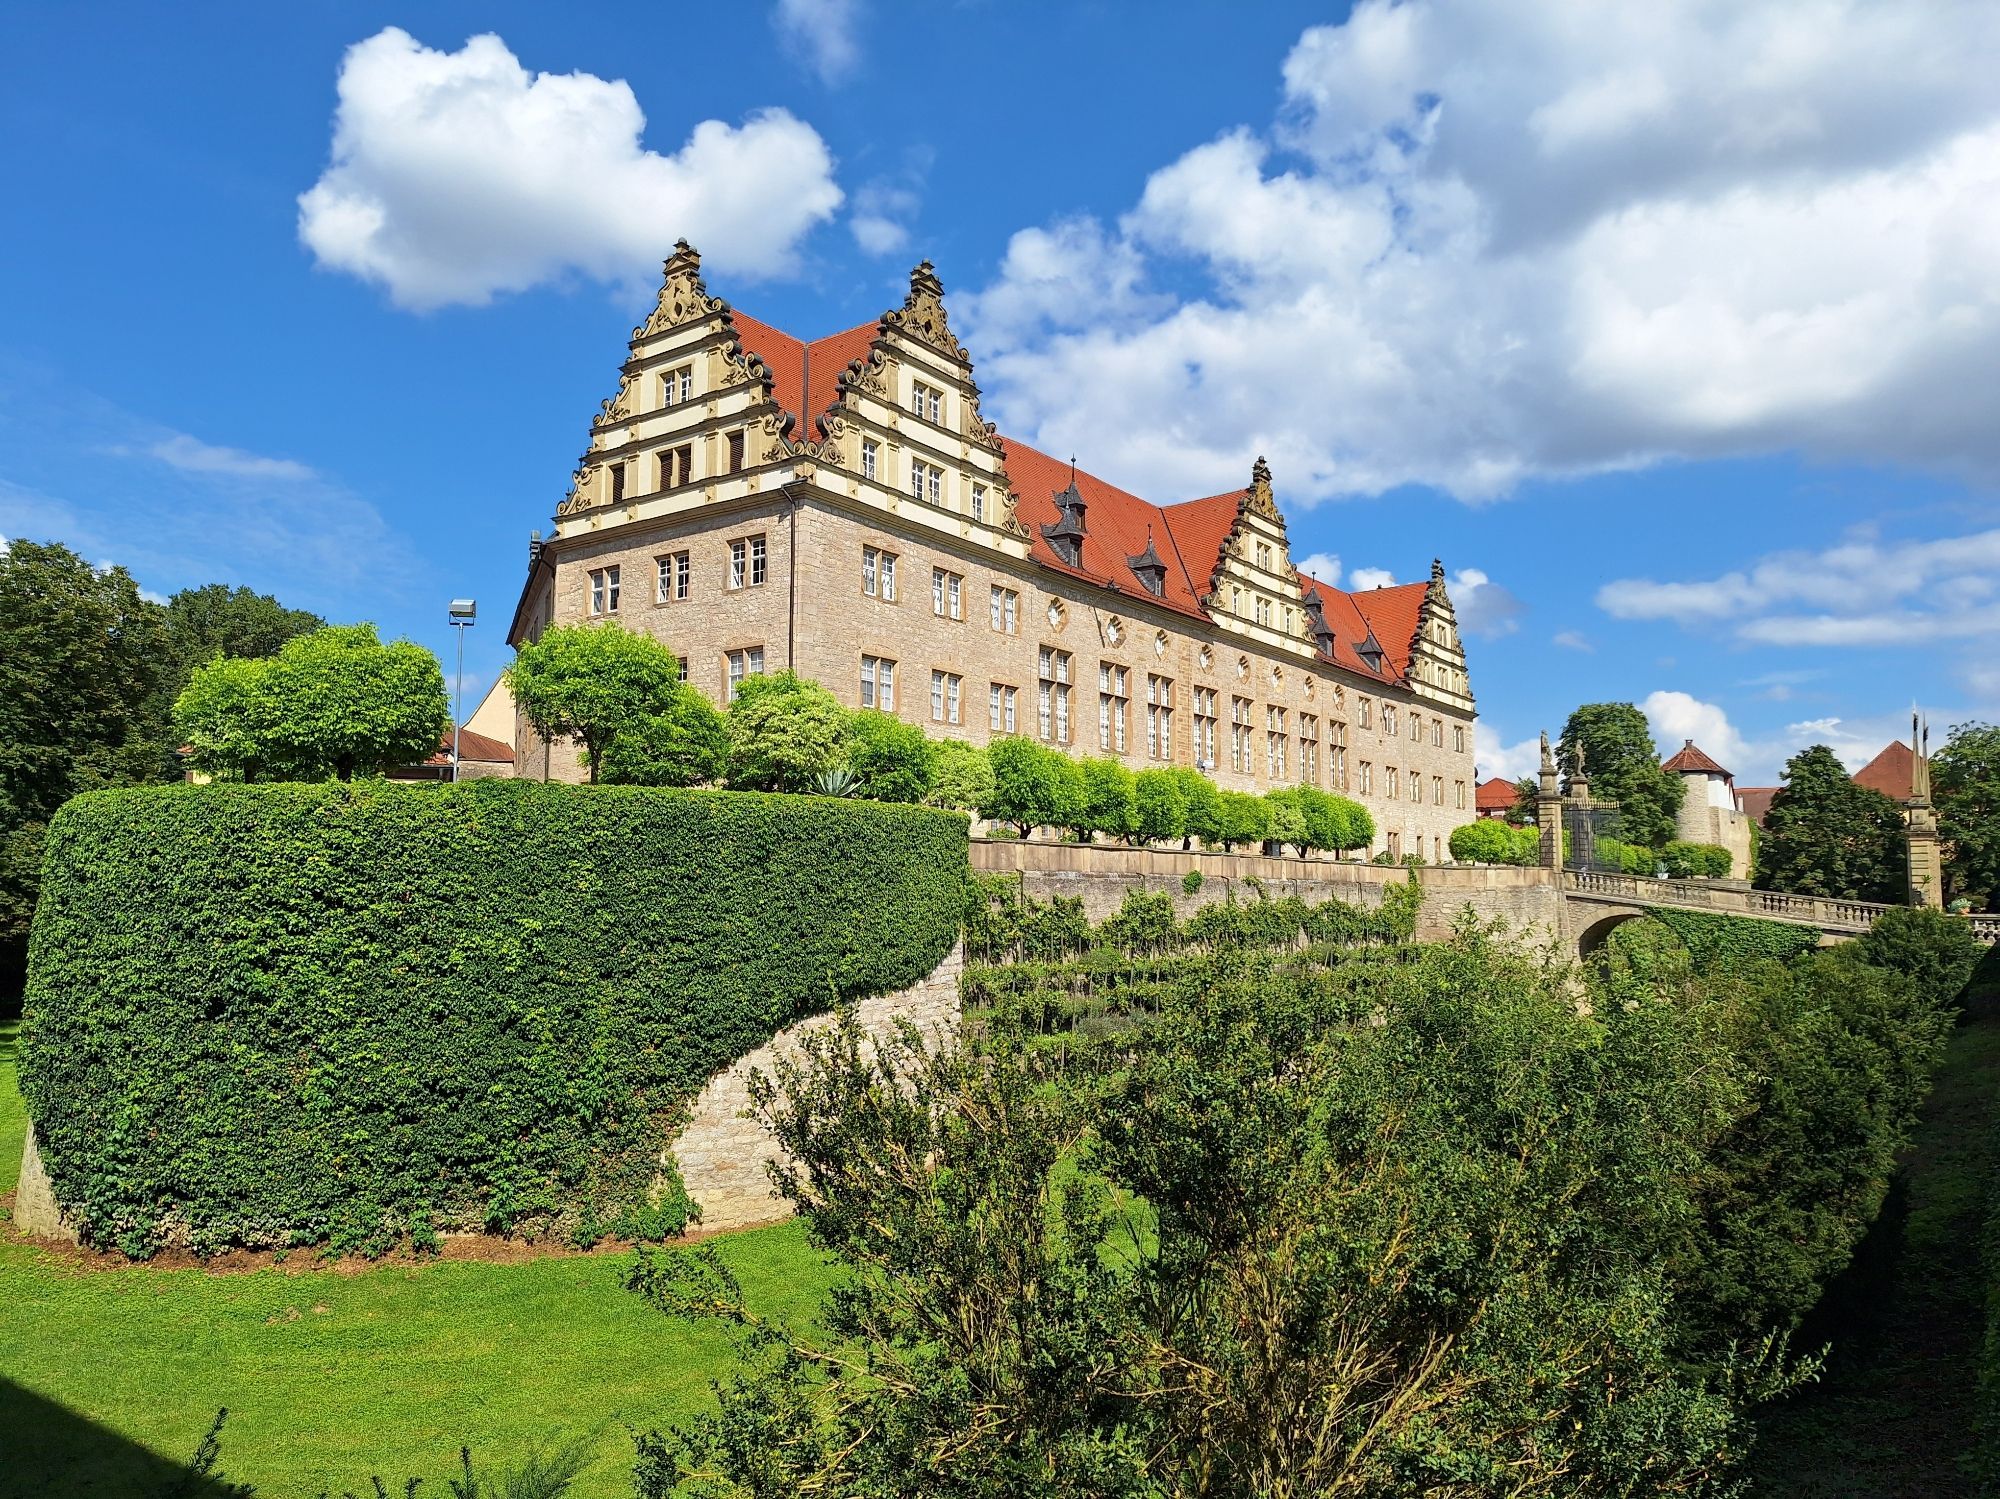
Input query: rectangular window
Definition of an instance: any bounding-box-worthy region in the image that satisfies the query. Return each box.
[1358,698,1373,730]
[1383,706,1398,737]
[1256,542,1272,570]
[727,430,745,474]
[1432,775,1444,806]
[609,463,626,504]
[725,646,764,701]
[911,381,942,422]
[1098,662,1129,752]
[1300,713,1319,784]
[656,550,690,603]
[675,655,688,683]
[1386,766,1399,799]
[1038,647,1072,743]
[1432,719,1443,747]
[588,565,621,615]
[1411,772,1423,804]
[1146,675,1175,761]
[1359,761,1373,795]
[750,535,767,585]
[1193,686,1218,769]
[1453,724,1466,754]
[1455,780,1466,810]
[932,568,964,620]
[1411,713,1422,742]
[1230,696,1252,775]
[990,585,1019,633]
[910,457,944,505]
[1332,745,1346,789]
[971,483,986,522]
[861,438,878,481]
[1387,832,1401,861]
[861,655,897,711]
[659,444,692,488]
[863,546,898,600]
[989,683,1017,733]
[931,670,962,724]
[1266,705,1288,779]
[1255,595,1271,627]
[662,366,692,406]
[727,538,750,590]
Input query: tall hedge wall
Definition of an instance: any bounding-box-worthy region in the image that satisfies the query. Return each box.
[20,780,966,1256]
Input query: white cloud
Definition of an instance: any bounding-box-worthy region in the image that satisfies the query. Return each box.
[1449,566,1524,639]
[1349,566,1396,591]
[1643,689,1755,774]
[1553,629,1593,652]
[849,176,922,257]
[1597,525,2000,647]
[1294,550,1341,586]
[774,0,862,85]
[1476,728,1544,783]
[960,1,2000,503]
[149,434,315,482]
[298,28,844,309]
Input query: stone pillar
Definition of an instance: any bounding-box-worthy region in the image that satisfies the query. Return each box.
[1536,731,1562,870]
[1907,713,1945,910]
[15,1124,79,1244]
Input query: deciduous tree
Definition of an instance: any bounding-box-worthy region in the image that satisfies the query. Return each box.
[506,622,681,783]
[596,688,731,788]
[1933,720,2000,909]
[927,741,994,815]
[846,711,937,804]
[1558,702,1685,851]
[1756,744,1906,903]
[724,670,851,793]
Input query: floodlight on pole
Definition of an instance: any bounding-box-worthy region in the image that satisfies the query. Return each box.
[448,600,476,781]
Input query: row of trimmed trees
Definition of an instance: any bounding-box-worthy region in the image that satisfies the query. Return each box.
[507,623,1379,854]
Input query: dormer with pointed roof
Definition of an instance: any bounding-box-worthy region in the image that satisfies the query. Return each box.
[1127,527,1169,598]
[1041,470,1088,567]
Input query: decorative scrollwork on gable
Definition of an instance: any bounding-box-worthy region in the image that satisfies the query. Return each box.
[555,464,594,517]
[835,348,891,403]
[1245,455,1281,522]
[597,374,636,425]
[958,373,1005,455]
[882,261,968,363]
[634,240,725,340]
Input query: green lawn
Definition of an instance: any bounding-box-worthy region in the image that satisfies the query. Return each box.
[1746,1008,2000,1497]
[0,1023,832,1499]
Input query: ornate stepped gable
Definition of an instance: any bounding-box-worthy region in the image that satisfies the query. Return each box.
[552,246,1467,702]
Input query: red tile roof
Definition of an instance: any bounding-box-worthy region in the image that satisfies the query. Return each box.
[1475,775,1519,813]
[1737,786,1778,825]
[728,310,1426,688]
[1661,739,1732,778]
[1851,740,1914,800]
[420,727,515,768]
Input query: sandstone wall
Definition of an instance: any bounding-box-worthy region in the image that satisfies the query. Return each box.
[666,940,964,1233]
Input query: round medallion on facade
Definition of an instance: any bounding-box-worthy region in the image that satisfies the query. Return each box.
[1154,629,1168,658]
[1271,665,1284,688]
[1106,615,1125,646]
[1047,599,1066,630]
[1235,654,1250,680]
[1303,675,1315,698]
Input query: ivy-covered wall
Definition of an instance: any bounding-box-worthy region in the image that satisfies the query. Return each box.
[19,780,966,1256]
[1645,908,1823,968]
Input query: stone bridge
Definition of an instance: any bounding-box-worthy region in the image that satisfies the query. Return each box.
[1564,869,2000,953]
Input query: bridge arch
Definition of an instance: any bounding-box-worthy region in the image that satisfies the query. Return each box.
[1574,908,1655,958]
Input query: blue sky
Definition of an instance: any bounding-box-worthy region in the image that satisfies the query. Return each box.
[4,1,1998,784]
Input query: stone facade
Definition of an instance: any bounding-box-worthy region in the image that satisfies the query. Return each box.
[508,247,1481,859]
[1662,739,1756,878]
[14,1124,77,1244]
[666,941,963,1233]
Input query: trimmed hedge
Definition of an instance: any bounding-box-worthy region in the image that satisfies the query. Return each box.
[20,780,966,1256]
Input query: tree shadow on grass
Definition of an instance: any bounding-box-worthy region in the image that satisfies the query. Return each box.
[0,1379,245,1499]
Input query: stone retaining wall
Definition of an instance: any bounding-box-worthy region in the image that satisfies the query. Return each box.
[665,940,964,1233]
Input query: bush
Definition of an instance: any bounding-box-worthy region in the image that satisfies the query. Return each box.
[726,672,850,792]
[1852,905,1982,1010]
[19,781,967,1257]
[1181,868,1203,895]
[596,688,731,787]
[505,622,681,785]
[846,710,937,804]
[1660,841,1733,879]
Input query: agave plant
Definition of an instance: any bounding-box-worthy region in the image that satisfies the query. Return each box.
[814,767,860,797]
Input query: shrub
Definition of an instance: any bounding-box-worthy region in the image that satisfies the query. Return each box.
[1853,905,1982,1009]
[1134,768,1189,845]
[928,741,994,814]
[726,672,850,792]
[1181,868,1203,895]
[1660,841,1733,879]
[596,687,731,787]
[846,710,937,804]
[18,781,966,1257]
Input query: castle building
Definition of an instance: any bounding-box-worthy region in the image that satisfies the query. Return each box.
[507,246,1480,859]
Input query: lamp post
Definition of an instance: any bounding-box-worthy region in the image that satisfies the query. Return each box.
[448,599,476,781]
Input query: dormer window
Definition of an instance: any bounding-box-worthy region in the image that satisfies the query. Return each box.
[1127,531,1169,598]
[1040,476,1088,568]
[1357,626,1387,674]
